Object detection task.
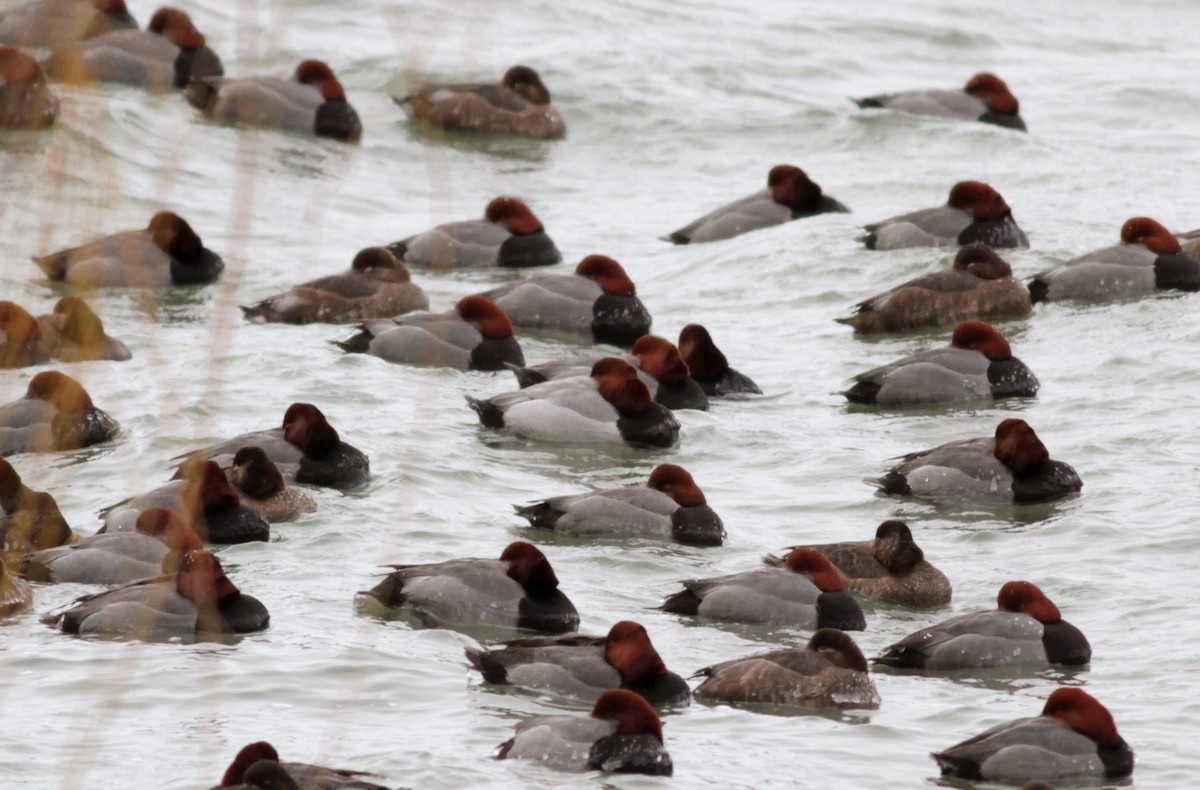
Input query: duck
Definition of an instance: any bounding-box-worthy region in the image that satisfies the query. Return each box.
[36,297,131,361]
[875,580,1090,670]
[0,555,32,616]
[226,447,316,523]
[240,247,428,324]
[854,72,1026,131]
[32,210,224,288]
[658,547,866,631]
[0,45,58,127]
[333,295,524,372]
[42,6,222,90]
[677,324,761,396]
[0,301,52,368]
[385,196,560,269]
[214,741,393,789]
[837,242,1033,333]
[932,688,1134,783]
[467,358,680,449]
[480,255,652,347]
[692,628,879,709]
[396,64,565,140]
[860,181,1028,250]
[763,520,951,608]
[843,320,1039,405]
[172,402,370,490]
[1029,217,1200,303]
[0,457,73,554]
[0,370,118,455]
[866,417,1082,504]
[664,165,849,245]
[0,0,136,48]
[497,688,672,775]
[514,463,724,546]
[361,541,580,634]
[465,620,691,706]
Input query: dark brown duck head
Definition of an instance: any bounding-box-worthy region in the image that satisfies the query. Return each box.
[502,65,552,105]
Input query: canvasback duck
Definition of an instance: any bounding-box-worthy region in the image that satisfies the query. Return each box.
[362,541,580,634]
[467,358,680,448]
[514,463,724,546]
[1029,217,1200,303]
[36,297,131,361]
[385,196,560,269]
[677,324,761,396]
[215,741,393,789]
[0,301,52,368]
[465,620,691,707]
[664,165,849,244]
[186,59,362,142]
[838,242,1033,333]
[875,580,1089,670]
[397,64,565,140]
[173,402,370,490]
[843,320,1039,405]
[226,447,316,523]
[0,0,136,48]
[855,72,1026,131]
[241,247,427,324]
[480,255,652,347]
[861,181,1028,250]
[498,688,673,775]
[0,370,118,455]
[764,520,951,608]
[658,547,866,630]
[0,46,57,127]
[866,418,1082,504]
[0,457,72,553]
[0,556,32,616]
[333,295,524,371]
[33,210,224,288]
[693,628,879,709]
[933,688,1134,783]
[43,7,222,90]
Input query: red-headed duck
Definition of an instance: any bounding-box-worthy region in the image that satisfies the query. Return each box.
[855,72,1026,131]
[861,181,1028,250]
[0,457,73,554]
[36,297,131,361]
[514,463,724,546]
[480,255,652,347]
[334,295,524,371]
[0,0,136,48]
[32,210,224,288]
[838,242,1032,333]
[497,688,672,775]
[658,547,866,631]
[226,447,316,523]
[933,688,1134,782]
[214,741,393,789]
[867,418,1082,504]
[0,301,52,368]
[241,247,428,324]
[362,541,580,634]
[467,357,680,449]
[465,620,691,707]
[396,65,565,140]
[1029,217,1200,303]
[0,45,57,127]
[385,196,560,269]
[677,323,761,396]
[0,370,119,455]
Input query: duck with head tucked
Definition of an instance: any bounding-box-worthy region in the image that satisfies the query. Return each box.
[213,741,394,789]
[0,370,118,455]
[385,196,560,269]
[861,181,1028,250]
[36,297,131,361]
[396,64,565,139]
[677,324,761,396]
[855,71,1026,131]
[0,0,136,48]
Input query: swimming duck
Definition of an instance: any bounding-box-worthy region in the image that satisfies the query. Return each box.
[385,197,560,269]
[860,181,1028,250]
[226,447,316,523]
[214,741,393,789]
[0,301,52,368]
[677,323,761,396]
[0,457,73,554]
[0,0,136,48]
[0,370,118,455]
[0,45,58,127]
[36,297,131,361]
[396,64,565,140]
[855,72,1026,131]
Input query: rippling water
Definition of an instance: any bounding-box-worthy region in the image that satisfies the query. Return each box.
[4,0,1200,787]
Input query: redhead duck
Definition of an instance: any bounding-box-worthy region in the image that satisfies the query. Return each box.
[33,210,224,288]
[0,0,136,48]
[838,242,1032,333]
[867,418,1082,504]
[465,620,691,707]
[362,541,580,634]
[664,165,849,245]
[855,72,1026,131]
[0,457,73,554]
[677,324,761,396]
[861,181,1028,250]
[0,301,52,368]
[693,628,879,709]
[226,447,316,523]
[43,7,222,90]
[334,295,524,372]
[658,547,866,631]
[514,463,724,546]
[241,248,427,325]
[467,358,680,449]
[186,59,362,142]
[764,520,951,608]
[0,370,118,455]
[1029,217,1200,303]
[0,556,32,616]
[36,297,131,361]
[498,688,672,775]
[0,46,57,127]
[173,403,370,490]
[876,580,1089,670]
[215,741,393,789]
[933,688,1134,782]
[397,65,565,140]
[480,255,652,347]
[843,320,1038,405]
[385,197,560,269]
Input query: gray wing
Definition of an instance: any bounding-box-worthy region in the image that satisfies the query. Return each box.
[28,534,169,585]
[692,568,821,627]
[362,318,478,369]
[546,488,676,537]
[203,77,322,133]
[936,716,1106,782]
[0,398,56,429]
[871,89,986,119]
[393,559,524,626]
[885,611,1046,668]
[99,481,187,532]
[859,349,992,404]
[864,206,970,249]
[489,281,596,333]
[1032,243,1157,301]
[504,715,612,769]
[34,230,174,287]
[402,220,510,268]
[666,190,791,244]
[178,429,304,480]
